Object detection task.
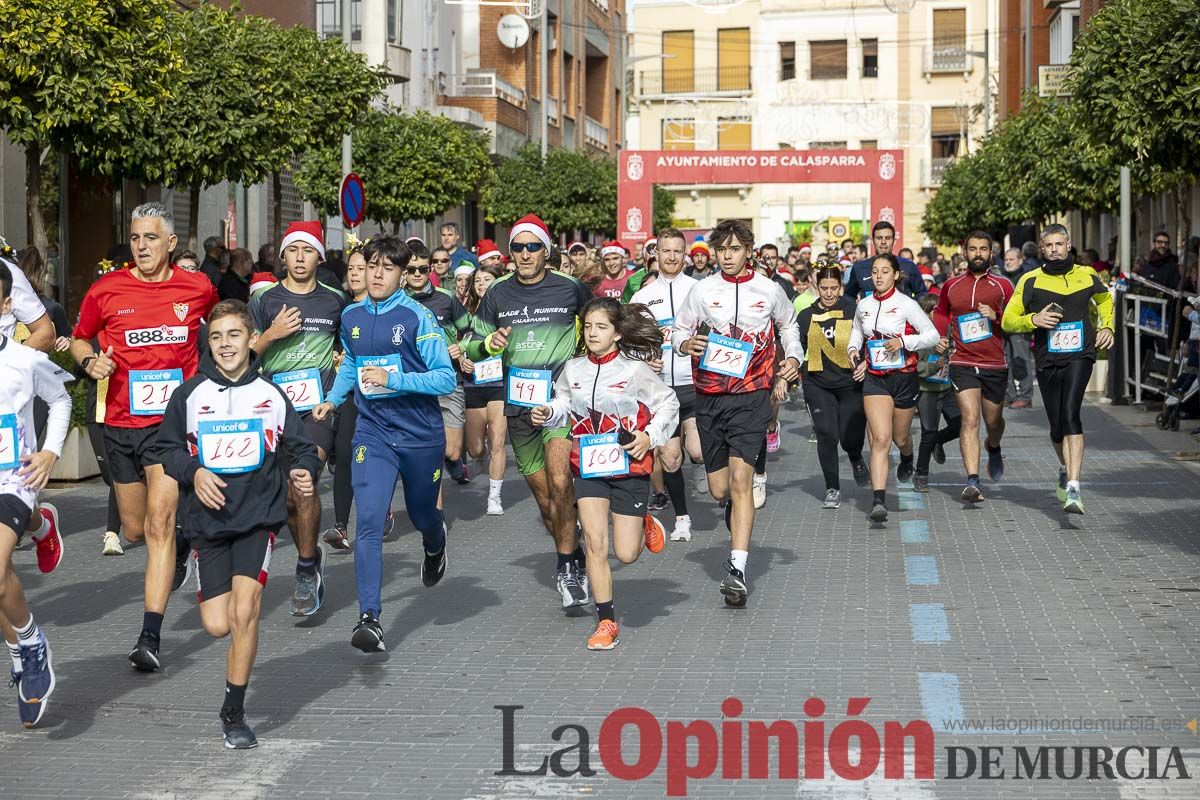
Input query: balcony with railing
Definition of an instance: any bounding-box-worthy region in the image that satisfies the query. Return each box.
[442,70,526,109]
[927,156,955,186]
[547,96,559,126]
[585,116,609,148]
[638,65,752,97]
[923,44,971,76]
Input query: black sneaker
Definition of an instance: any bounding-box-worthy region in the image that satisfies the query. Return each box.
[323,524,351,551]
[648,491,669,512]
[129,630,161,672]
[221,709,259,749]
[896,459,914,484]
[421,547,447,587]
[555,562,589,608]
[351,612,386,653]
[869,502,888,523]
[933,442,946,465]
[851,458,870,487]
[986,445,1004,481]
[719,560,748,608]
[912,471,930,493]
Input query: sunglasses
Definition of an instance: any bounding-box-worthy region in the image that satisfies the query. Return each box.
[509,242,546,254]
[432,257,451,264]
[404,265,431,274]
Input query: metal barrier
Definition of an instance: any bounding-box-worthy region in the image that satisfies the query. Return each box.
[1119,273,1184,405]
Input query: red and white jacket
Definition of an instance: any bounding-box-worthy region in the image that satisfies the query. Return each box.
[544,351,680,478]
[932,272,1014,370]
[670,270,803,395]
[849,286,941,375]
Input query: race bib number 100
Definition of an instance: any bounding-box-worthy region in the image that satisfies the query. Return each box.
[578,432,630,479]
[273,368,323,411]
[0,414,19,470]
[508,368,552,407]
[129,368,183,415]
[197,418,265,475]
[700,334,754,379]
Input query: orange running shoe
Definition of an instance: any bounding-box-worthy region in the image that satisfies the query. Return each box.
[587,619,620,650]
[643,514,665,554]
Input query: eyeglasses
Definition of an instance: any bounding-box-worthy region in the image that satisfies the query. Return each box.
[509,242,546,254]
[432,257,450,264]
[1155,240,1170,245]
[404,266,431,274]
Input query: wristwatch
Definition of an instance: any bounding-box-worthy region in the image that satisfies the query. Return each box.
[82,356,95,370]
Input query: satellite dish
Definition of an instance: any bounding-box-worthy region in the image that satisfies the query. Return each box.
[498,15,530,49]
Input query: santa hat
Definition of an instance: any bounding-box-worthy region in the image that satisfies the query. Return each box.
[919,265,935,283]
[454,264,477,278]
[476,239,501,262]
[279,220,325,259]
[567,241,587,254]
[508,214,552,250]
[601,241,625,258]
[689,241,710,257]
[249,271,278,296]
[799,242,812,253]
[644,237,658,250]
[406,235,426,246]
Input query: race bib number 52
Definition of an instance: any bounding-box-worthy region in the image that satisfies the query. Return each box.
[124,325,189,347]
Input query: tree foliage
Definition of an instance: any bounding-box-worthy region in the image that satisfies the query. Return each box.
[294,109,493,228]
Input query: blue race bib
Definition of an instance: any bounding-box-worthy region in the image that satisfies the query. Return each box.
[700,334,754,379]
[129,368,183,416]
[578,432,630,479]
[272,368,323,412]
[197,418,265,475]
[507,368,552,407]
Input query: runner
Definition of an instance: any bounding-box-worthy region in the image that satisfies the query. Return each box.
[248,221,345,617]
[760,243,797,301]
[154,299,320,749]
[595,241,633,299]
[71,202,218,671]
[566,242,589,274]
[913,293,962,492]
[687,240,714,280]
[846,222,926,300]
[672,219,803,607]
[796,264,869,509]
[404,241,473,488]
[848,252,940,523]
[463,214,594,610]
[932,231,1013,502]
[532,297,677,649]
[453,264,476,308]
[1001,224,1114,514]
[630,228,703,541]
[0,258,70,727]
[430,246,452,289]
[312,235,455,653]
[461,261,509,515]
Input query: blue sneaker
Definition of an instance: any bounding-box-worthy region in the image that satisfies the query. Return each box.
[986,445,1004,481]
[961,477,984,503]
[221,710,258,749]
[18,627,54,728]
[289,545,327,617]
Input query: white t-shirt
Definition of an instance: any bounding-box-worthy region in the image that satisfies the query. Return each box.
[0,256,49,338]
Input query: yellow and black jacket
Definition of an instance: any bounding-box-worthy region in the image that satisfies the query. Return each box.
[1001,261,1114,368]
[797,295,858,390]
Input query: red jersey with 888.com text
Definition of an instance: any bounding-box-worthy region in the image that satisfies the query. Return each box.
[73,266,218,429]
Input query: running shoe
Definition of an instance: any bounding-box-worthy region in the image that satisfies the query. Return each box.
[912,472,930,493]
[487,494,504,516]
[421,546,447,587]
[648,491,669,512]
[961,478,984,503]
[556,562,589,608]
[851,458,870,487]
[986,445,1004,481]
[587,620,620,651]
[669,515,692,542]
[31,504,62,574]
[896,459,915,484]
[323,524,351,551]
[221,709,259,749]
[448,456,470,485]
[766,430,781,453]
[17,627,54,728]
[128,630,161,672]
[693,464,708,495]
[1063,487,1084,515]
[822,489,841,509]
[170,535,194,592]
[382,511,396,538]
[289,546,327,617]
[752,474,767,509]
[351,612,385,653]
[719,560,748,608]
[643,515,665,554]
[1056,470,1068,503]
[12,665,37,728]
[808,432,818,443]
[933,442,946,465]
[1010,398,1031,409]
[102,530,124,556]
[869,502,888,523]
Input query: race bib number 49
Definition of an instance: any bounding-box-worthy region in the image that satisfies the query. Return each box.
[198,418,265,475]
[124,325,189,348]
[1048,320,1085,353]
[272,368,323,411]
[507,368,552,407]
[129,368,183,415]
[700,334,753,379]
[578,432,630,479]
[0,413,19,470]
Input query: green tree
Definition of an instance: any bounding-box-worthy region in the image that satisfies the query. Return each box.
[295,109,492,231]
[0,0,182,255]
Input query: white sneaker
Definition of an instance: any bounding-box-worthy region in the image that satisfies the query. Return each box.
[693,464,708,495]
[752,474,767,509]
[102,531,124,556]
[487,494,504,515]
[670,515,692,542]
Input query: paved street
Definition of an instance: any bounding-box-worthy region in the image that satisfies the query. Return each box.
[2,394,1198,799]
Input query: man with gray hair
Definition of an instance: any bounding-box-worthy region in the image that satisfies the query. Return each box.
[439,221,478,271]
[70,202,219,670]
[1002,246,1036,408]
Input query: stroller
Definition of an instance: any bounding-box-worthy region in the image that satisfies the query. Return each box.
[1157,379,1198,431]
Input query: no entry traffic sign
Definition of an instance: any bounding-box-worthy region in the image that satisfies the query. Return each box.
[340,172,365,230]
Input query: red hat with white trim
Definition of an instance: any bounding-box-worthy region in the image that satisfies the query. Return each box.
[508,214,553,250]
[645,237,658,250]
[279,220,325,259]
[601,241,625,258]
[249,271,278,296]
[567,241,587,254]
[476,239,501,262]
[799,242,812,253]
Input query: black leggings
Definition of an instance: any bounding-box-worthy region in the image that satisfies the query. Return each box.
[1038,360,1093,443]
[87,422,122,534]
[804,381,867,491]
[916,391,962,472]
[333,399,357,528]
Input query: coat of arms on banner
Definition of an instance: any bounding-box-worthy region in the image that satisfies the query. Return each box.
[173,303,189,322]
[626,207,644,234]
[878,207,896,224]
[878,153,896,181]
[626,154,644,181]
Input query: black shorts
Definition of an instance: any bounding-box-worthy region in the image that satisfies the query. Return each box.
[949,365,1009,405]
[103,424,163,484]
[194,529,275,603]
[863,372,921,409]
[0,495,32,542]
[465,384,504,409]
[573,474,651,518]
[670,385,697,438]
[280,411,334,470]
[694,390,772,472]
